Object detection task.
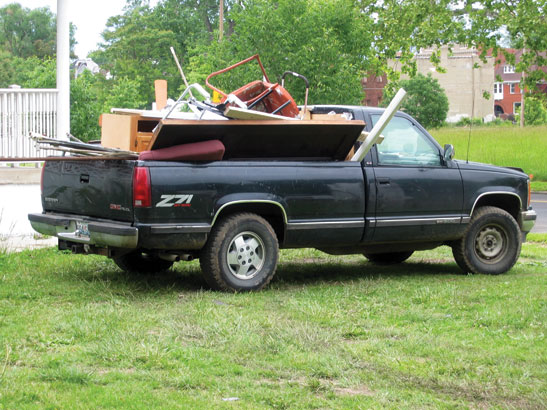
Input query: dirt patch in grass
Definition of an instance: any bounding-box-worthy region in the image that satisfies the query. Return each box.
[334,385,374,396]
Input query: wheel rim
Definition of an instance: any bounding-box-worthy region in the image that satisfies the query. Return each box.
[474,224,508,264]
[226,231,265,280]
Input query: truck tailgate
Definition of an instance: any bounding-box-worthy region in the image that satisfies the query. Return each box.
[42,160,135,222]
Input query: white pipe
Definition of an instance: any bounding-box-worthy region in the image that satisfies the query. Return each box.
[351,88,407,162]
[56,0,70,141]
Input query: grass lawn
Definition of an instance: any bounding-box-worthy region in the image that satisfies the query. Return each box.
[0,242,545,408]
[531,181,547,192]
[431,124,547,181]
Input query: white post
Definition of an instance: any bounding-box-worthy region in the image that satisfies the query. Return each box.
[351,88,407,162]
[56,0,70,140]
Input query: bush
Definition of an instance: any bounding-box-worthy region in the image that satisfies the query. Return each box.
[516,96,547,126]
[382,73,449,129]
[70,72,102,141]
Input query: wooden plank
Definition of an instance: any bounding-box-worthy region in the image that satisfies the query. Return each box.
[310,113,348,121]
[148,119,366,160]
[224,106,297,120]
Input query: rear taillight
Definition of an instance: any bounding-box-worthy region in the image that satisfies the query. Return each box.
[133,167,151,208]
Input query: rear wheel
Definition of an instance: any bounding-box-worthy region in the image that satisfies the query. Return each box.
[200,213,279,292]
[452,206,521,274]
[363,251,414,265]
[113,251,174,274]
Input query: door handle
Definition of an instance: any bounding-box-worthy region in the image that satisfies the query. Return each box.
[377,177,390,185]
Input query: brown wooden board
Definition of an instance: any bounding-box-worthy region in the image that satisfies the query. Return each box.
[148,119,366,160]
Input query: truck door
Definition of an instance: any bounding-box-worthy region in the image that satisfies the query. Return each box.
[369,114,465,243]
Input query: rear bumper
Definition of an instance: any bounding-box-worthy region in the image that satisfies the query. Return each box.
[520,209,537,233]
[28,213,138,249]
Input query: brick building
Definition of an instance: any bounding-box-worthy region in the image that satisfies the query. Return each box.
[493,49,524,117]
[362,73,387,107]
[492,49,547,117]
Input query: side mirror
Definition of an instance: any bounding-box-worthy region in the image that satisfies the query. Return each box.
[443,144,455,162]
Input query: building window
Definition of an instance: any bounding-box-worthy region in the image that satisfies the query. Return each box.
[504,65,515,74]
[510,83,517,94]
[513,102,521,114]
[493,82,503,99]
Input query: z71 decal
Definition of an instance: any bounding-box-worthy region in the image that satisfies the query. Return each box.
[156,194,194,208]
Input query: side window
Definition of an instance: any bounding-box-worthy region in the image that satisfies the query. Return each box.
[370,115,441,166]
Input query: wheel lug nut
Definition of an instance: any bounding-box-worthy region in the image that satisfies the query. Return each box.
[246,246,250,250]
[238,255,242,260]
[240,248,244,252]
[242,261,246,265]
[250,251,254,255]
[248,259,252,263]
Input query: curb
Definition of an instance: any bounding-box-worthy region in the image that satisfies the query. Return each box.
[0,168,42,185]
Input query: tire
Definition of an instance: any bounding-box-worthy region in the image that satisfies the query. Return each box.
[363,251,414,264]
[452,206,521,275]
[113,251,174,274]
[200,213,279,292]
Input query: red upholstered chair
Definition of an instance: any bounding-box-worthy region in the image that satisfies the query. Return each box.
[139,140,225,161]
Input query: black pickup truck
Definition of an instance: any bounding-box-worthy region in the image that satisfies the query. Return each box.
[29,106,537,291]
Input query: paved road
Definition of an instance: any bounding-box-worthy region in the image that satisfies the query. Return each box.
[531,192,547,234]
[0,184,42,236]
[0,184,57,251]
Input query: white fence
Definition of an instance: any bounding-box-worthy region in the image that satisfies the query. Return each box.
[0,88,58,158]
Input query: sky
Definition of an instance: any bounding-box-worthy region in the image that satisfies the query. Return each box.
[0,0,158,58]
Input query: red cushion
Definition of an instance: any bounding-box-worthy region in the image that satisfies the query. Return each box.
[139,139,225,161]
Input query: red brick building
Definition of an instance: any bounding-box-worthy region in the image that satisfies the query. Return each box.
[493,49,547,117]
[362,73,387,107]
[493,49,524,117]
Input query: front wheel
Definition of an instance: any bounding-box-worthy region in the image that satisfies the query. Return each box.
[452,206,522,275]
[200,213,279,292]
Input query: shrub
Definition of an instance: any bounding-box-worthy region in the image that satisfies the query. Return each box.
[382,74,449,129]
[516,96,547,126]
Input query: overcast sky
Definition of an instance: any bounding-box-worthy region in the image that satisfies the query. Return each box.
[0,0,158,58]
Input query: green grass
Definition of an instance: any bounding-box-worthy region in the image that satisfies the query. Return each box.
[0,245,545,408]
[527,233,547,243]
[431,125,547,180]
[531,181,547,192]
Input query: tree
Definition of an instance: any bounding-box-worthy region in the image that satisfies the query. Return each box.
[92,0,546,111]
[70,71,102,141]
[101,76,147,113]
[516,96,547,126]
[382,74,449,128]
[464,0,547,91]
[0,2,76,58]
[90,0,228,104]
[187,0,374,105]
[90,4,178,103]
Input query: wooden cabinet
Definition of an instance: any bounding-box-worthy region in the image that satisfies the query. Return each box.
[100,113,159,152]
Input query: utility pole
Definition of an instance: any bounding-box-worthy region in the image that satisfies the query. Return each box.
[56,0,70,141]
[219,0,224,42]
